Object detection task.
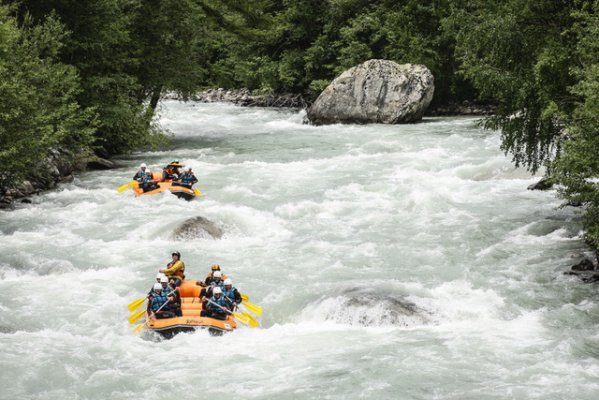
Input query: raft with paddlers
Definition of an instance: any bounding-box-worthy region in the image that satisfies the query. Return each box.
[117,161,202,201]
[128,279,262,339]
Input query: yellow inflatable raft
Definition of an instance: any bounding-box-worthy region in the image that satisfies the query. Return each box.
[146,280,237,338]
[133,172,197,201]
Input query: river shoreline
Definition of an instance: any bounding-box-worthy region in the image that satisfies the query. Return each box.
[184,88,496,116]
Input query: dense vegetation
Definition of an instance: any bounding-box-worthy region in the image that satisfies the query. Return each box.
[0,1,598,249]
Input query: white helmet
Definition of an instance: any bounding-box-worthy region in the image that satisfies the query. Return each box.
[213,286,222,295]
[153,283,162,291]
[160,276,169,283]
[145,169,152,175]
[156,273,163,280]
[213,271,222,278]
[141,163,147,168]
[183,166,190,172]
[224,278,232,286]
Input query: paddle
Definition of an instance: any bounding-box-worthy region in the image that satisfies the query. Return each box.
[241,293,249,302]
[242,300,263,316]
[241,311,260,328]
[127,297,146,312]
[128,309,145,325]
[205,298,253,327]
[224,296,259,328]
[117,181,139,193]
[193,188,203,197]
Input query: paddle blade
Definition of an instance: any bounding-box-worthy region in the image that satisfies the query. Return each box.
[117,181,138,193]
[133,323,145,334]
[243,301,263,316]
[242,312,260,328]
[128,309,145,325]
[127,297,145,312]
[241,293,249,302]
[232,312,251,326]
[193,188,202,197]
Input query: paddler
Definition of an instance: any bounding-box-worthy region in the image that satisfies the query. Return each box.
[140,169,159,192]
[147,283,175,319]
[159,251,185,286]
[201,287,228,320]
[222,279,242,311]
[162,160,183,181]
[133,163,147,182]
[174,166,198,188]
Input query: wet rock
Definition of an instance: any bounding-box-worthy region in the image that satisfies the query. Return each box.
[571,258,595,271]
[193,88,307,108]
[527,177,554,191]
[173,216,224,240]
[0,326,15,334]
[20,198,32,204]
[307,59,434,125]
[564,257,599,283]
[85,156,116,170]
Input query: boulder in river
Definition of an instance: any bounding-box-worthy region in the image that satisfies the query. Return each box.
[307,59,434,125]
[173,216,224,240]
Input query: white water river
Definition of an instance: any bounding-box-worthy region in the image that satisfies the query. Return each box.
[1,101,598,399]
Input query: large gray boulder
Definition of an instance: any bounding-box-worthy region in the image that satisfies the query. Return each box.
[173,216,224,240]
[307,60,434,125]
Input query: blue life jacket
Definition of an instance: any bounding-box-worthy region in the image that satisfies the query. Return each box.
[180,172,197,185]
[133,169,146,181]
[209,279,224,289]
[207,295,228,314]
[150,291,168,311]
[222,287,238,307]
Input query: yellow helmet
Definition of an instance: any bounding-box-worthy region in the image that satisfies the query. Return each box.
[211,264,221,271]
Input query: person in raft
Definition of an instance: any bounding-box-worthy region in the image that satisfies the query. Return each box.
[173,166,198,188]
[162,160,183,181]
[201,286,228,320]
[159,276,182,317]
[222,278,242,311]
[140,170,159,192]
[159,251,185,286]
[133,163,147,182]
[198,268,226,302]
[147,283,175,319]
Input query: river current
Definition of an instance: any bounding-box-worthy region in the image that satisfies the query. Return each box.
[1,101,598,399]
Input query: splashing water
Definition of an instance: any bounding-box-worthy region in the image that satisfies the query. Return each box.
[0,101,597,399]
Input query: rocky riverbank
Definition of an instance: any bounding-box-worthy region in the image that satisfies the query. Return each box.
[187,88,495,116]
[0,149,116,207]
[189,88,309,108]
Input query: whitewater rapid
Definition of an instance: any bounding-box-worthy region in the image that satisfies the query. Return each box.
[0,101,598,399]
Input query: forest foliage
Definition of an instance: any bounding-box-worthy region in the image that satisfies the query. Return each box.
[0,0,598,248]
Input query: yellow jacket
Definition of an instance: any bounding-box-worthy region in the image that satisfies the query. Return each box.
[164,260,185,278]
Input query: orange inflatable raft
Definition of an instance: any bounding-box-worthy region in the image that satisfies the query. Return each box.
[133,172,198,201]
[146,280,237,338]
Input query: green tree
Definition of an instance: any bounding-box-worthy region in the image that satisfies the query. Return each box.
[0,7,93,188]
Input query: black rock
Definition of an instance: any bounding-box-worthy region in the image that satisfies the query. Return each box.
[527,177,553,191]
[571,258,595,271]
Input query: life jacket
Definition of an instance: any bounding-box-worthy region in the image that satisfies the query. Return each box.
[222,287,239,307]
[207,278,224,289]
[141,174,154,187]
[164,260,185,278]
[133,169,146,181]
[150,291,168,311]
[207,295,228,314]
[180,172,197,185]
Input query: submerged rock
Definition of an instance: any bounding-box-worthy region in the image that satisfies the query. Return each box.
[564,257,599,283]
[173,216,224,240]
[307,59,434,125]
[303,286,429,327]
